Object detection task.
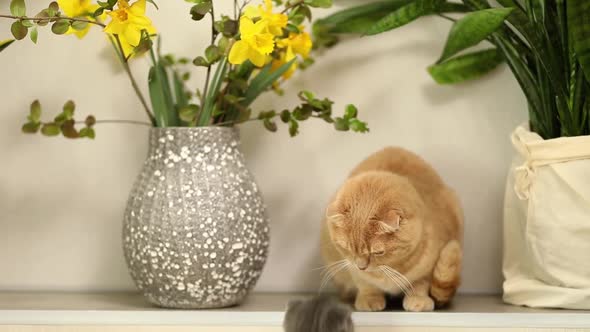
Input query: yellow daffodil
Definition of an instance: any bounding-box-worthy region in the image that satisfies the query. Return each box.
[244,0,287,36]
[57,0,100,38]
[104,0,156,57]
[272,30,312,79]
[228,16,275,67]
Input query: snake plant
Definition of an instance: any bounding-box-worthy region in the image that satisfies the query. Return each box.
[314,0,590,139]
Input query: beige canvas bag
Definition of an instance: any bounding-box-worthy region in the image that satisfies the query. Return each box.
[503,125,590,309]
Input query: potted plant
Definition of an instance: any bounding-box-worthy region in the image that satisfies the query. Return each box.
[313,0,590,309]
[0,0,367,308]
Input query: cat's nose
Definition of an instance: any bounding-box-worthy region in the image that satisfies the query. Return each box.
[355,257,369,270]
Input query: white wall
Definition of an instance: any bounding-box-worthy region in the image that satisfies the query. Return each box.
[0,0,527,293]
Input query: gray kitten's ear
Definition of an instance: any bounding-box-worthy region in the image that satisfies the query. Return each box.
[286,299,303,311]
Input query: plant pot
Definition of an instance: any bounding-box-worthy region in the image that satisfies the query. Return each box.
[503,125,590,309]
[123,127,270,308]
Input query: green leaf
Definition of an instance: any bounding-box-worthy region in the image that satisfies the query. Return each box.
[51,20,71,35]
[29,100,41,122]
[365,0,443,36]
[334,117,349,131]
[263,119,278,132]
[304,0,332,8]
[193,56,208,67]
[148,63,177,127]
[85,115,96,127]
[280,110,290,123]
[242,58,296,106]
[63,100,75,117]
[0,39,16,53]
[198,57,229,126]
[71,19,89,31]
[11,21,28,40]
[438,8,513,63]
[299,90,314,101]
[79,127,96,139]
[30,27,38,43]
[205,45,221,63]
[190,2,212,20]
[47,1,59,16]
[349,119,369,133]
[314,0,411,35]
[22,122,40,133]
[173,71,188,110]
[21,20,34,28]
[428,48,503,84]
[10,0,26,17]
[61,119,79,138]
[146,0,159,9]
[289,119,299,137]
[568,1,590,82]
[179,104,199,123]
[41,123,60,136]
[344,104,358,119]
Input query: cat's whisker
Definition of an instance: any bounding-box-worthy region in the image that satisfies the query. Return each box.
[384,268,414,295]
[381,265,415,295]
[313,259,348,273]
[379,266,410,296]
[319,260,350,293]
[318,262,344,291]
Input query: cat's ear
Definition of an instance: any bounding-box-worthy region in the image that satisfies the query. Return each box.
[377,210,402,234]
[326,201,340,218]
[326,202,346,228]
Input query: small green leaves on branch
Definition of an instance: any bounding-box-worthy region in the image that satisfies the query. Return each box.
[3,1,107,44]
[10,0,26,17]
[238,91,367,137]
[188,0,213,21]
[21,100,97,139]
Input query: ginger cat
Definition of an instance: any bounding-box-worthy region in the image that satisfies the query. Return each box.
[321,147,463,312]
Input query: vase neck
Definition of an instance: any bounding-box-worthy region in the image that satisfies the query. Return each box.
[147,127,240,159]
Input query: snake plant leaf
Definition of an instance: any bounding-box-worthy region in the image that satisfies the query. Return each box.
[428,48,503,84]
[313,0,467,35]
[364,0,444,36]
[568,1,590,81]
[438,7,514,63]
[242,58,296,107]
[0,39,15,53]
[314,0,413,35]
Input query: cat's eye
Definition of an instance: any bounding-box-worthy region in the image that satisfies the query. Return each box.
[372,250,385,256]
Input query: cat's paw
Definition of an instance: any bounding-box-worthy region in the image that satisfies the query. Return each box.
[403,295,435,312]
[355,293,386,311]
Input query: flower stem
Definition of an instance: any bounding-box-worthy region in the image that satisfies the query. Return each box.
[0,14,106,27]
[113,35,156,126]
[200,4,217,113]
[76,119,153,126]
[281,0,304,14]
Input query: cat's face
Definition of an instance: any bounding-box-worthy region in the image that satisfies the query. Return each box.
[326,172,424,270]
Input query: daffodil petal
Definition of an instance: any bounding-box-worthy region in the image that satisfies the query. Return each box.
[239,16,256,36]
[129,0,146,15]
[228,40,250,65]
[123,26,142,46]
[243,5,260,18]
[248,49,266,67]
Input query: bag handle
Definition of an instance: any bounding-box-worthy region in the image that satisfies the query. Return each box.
[511,125,590,200]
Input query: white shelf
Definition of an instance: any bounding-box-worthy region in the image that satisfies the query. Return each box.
[0,292,588,328]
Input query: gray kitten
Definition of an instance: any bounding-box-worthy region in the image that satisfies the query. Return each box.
[283,296,354,332]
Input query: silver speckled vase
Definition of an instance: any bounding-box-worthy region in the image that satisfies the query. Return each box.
[123,127,269,309]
